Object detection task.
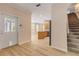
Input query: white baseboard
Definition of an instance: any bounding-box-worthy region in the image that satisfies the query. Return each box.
[18,40,31,45]
[51,45,68,52]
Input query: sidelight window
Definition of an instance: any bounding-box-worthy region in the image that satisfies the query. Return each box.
[4,16,17,32]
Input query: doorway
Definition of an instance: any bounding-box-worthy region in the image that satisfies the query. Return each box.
[31,20,51,46]
[0,14,18,49]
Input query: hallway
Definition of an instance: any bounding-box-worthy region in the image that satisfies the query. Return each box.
[0,3,79,56]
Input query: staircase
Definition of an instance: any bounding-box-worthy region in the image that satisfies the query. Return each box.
[67,13,79,52]
[68,24,79,52]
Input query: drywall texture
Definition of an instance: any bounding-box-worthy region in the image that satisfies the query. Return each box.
[51,4,70,52]
[0,4,31,45]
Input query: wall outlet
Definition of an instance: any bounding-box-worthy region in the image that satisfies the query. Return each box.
[9,41,13,46]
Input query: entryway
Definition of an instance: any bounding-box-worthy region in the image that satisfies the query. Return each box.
[0,13,18,49]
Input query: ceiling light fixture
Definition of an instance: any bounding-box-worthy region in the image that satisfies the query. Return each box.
[36,3,41,7]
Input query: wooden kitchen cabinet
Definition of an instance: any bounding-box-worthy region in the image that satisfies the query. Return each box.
[38,31,49,39]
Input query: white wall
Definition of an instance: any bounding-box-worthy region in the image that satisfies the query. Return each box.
[51,4,70,52]
[0,4,31,46]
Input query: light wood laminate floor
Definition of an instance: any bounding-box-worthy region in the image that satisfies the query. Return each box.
[0,42,79,56]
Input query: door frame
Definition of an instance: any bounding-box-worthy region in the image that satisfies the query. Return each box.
[1,13,19,46]
[49,20,51,46]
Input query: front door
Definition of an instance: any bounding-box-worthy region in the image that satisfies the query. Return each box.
[0,14,18,49]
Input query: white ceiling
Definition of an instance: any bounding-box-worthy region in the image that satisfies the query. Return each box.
[6,3,77,23]
[9,3,52,12]
[7,3,52,23]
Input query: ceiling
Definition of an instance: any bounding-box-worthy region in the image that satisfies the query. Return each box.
[8,3,79,23]
[8,3,52,12]
[7,3,52,23]
[7,3,79,23]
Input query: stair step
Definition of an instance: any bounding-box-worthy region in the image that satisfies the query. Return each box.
[69,29,79,32]
[67,39,72,42]
[69,28,79,30]
[69,27,79,29]
[70,28,79,30]
[69,32,79,35]
[68,42,77,48]
[67,35,79,39]
[68,38,79,43]
[69,24,79,25]
[70,29,79,31]
[68,47,79,53]
[68,42,79,48]
[69,25,79,27]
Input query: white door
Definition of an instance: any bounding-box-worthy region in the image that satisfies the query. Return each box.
[0,14,18,49]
